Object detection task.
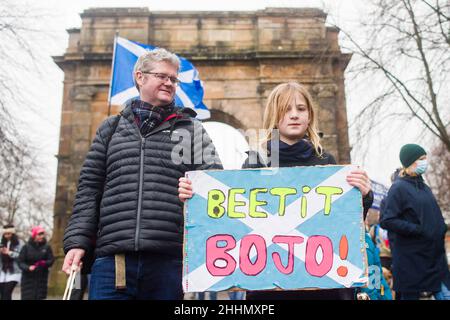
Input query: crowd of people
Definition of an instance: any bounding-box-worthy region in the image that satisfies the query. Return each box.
[2,46,448,300]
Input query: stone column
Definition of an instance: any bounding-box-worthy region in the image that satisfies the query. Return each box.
[312,82,340,161]
[332,55,352,164]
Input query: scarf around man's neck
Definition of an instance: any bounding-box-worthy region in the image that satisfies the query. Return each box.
[131,99,176,136]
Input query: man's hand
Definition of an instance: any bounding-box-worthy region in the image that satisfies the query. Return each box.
[178,177,193,202]
[62,248,85,275]
[29,265,36,272]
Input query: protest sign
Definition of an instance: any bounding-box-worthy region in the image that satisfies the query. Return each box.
[183,165,368,292]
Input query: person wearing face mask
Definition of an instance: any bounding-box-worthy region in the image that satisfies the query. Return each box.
[380,144,450,300]
[178,82,374,300]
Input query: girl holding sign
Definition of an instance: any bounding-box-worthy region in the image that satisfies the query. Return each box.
[178,82,373,300]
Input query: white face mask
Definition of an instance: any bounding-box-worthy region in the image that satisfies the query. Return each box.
[414,159,428,175]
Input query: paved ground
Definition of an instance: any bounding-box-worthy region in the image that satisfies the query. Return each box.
[12,285,63,300]
[13,285,436,300]
[12,285,235,300]
[12,285,20,300]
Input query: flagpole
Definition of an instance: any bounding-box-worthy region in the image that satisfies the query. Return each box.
[107,30,119,117]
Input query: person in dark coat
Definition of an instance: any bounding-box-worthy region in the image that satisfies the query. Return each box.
[380,144,450,300]
[178,82,374,300]
[18,226,54,300]
[62,48,222,300]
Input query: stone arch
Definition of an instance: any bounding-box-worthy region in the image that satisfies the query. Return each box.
[202,121,249,169]
[205,108,245,130]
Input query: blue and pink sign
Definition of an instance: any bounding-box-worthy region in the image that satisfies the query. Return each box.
[182,165,368,292]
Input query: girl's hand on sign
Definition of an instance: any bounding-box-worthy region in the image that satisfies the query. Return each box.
[346,168,371,197]
[178,177,193,202]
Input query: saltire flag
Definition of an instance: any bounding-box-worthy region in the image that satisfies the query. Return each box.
[183,165,368,292]
[109,36,210,119]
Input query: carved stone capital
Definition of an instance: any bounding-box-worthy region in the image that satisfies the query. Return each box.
[70,85,98,101]
[312,83,338,98]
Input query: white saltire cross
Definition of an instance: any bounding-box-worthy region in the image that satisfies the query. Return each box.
[183,165,368,292]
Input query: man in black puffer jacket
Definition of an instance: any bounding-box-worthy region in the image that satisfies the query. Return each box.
[62,48,222,300]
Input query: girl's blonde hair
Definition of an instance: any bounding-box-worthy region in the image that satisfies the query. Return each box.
[399,168,407,177]
[262,82,323,156]
[399,166,415,177]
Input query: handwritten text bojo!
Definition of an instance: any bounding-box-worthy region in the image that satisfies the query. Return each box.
[205,185,352,278]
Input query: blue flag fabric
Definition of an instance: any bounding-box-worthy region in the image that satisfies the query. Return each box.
[109,36,210,119]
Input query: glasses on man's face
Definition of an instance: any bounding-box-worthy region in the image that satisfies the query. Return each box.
[37,232,45,236]
[141,71,180,86]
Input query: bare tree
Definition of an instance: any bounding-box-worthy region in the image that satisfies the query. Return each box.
[0,1,44,129]
[334,0,450,153]
[0,0,55,238]
[0,142,53,239]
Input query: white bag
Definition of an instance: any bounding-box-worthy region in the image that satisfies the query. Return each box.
[62,266,79,300]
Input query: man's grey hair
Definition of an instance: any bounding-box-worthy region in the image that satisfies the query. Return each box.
[133,48,180,91]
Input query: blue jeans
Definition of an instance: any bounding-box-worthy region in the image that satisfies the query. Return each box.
[196,292,217,300]
[434,282,450,300]
[228,291,245,300]
[400,282,450,300]
[89,252,183,300]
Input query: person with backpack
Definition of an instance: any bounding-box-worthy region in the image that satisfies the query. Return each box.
[62,48,222,300]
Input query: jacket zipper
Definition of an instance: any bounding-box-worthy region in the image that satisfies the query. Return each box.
[134,137,145,251]
[133,115,185,251]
